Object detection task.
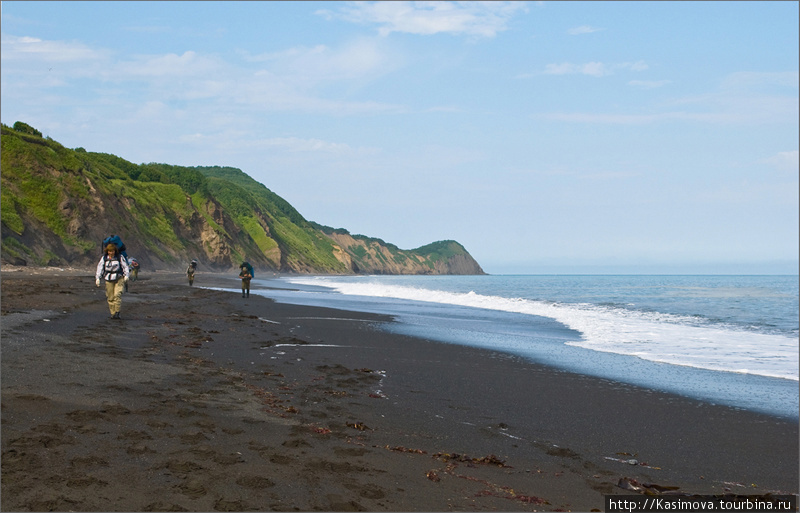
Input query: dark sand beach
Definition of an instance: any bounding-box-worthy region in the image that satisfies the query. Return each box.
[1,267,797,512]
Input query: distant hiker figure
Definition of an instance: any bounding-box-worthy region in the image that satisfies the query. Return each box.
[239,262,253,298]
[96,243,130,319]
[129,258,140,282]
[187,259,198,286]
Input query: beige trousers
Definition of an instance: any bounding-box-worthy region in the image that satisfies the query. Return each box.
[104,279,125,315]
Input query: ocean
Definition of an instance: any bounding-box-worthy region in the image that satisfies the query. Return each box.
[238,274,799,419]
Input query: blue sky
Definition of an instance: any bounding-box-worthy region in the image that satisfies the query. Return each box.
[2,1,798,274]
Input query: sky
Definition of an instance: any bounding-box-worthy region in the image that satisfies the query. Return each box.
[1,1,798,274]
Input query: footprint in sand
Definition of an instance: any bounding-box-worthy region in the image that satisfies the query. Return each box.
[117,430,153,441]
[213,452,245,465]
[177,478,207,498]
[66,409,106,422]
[179,431,209,444]
[282,438,312,448]
[357,484,386,500]
[127,443,155,455]
[66,475,108,489]
[141,501,189,512]
[214,498,246,511]
[235,475,276,489]
[267,453,294,465]
[70,455,109,468]
[164,459,205,474]
[146,419,172,429]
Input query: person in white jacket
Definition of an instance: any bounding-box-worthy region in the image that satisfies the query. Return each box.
[95,243,130,319]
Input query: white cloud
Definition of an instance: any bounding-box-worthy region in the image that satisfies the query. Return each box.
[544,61,609,77]
[541,62,574,75]
[317,1,529,37]
[254,137,379,155]
[583,170,642,181]
[538,111,723,125]
[626,60,649,72]
[260,137,363,154]
[173,132,381,172]
[667,88,799,126]
[542,60,647,77]
[720,71,799,92]
[628,80,671,89]
[116,51,223,78]
[2,31,406,120]
[427,105,463,113]
[195,132,381,156]
[233,74,405,114]
[540,112,659,124]
[581,62,608,77]
[539,79,799,125]
[132,100,171,121]
[121,25,173,34]
[240,37,402,85]
[764,150,799,173]
[1,34,109,62]
[567,25,603,35]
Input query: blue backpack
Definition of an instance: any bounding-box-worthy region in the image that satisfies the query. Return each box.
[241,261,254,278]
[102,235,128,260]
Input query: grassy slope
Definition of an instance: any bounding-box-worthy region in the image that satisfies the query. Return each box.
[198,167,348,272]
[1,123,481,273]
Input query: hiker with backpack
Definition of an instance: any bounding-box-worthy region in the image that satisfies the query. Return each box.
[187,259,198,286]
[239,262,253,298]
[129,258,140,282]
[101,235,132,292]
[96,242,130,319]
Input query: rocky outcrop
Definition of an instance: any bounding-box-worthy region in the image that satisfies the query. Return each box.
[323,232,484,275]
[325,232,426,274]
[432,251,485,275]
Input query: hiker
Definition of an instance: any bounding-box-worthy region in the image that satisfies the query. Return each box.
[239,262,253,298]
[95,243,130,319]
[129,258,140,281]
[103,235,131,292]
[187,259,198,286]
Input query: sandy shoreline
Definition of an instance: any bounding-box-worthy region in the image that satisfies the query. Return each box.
[1,266,797,512]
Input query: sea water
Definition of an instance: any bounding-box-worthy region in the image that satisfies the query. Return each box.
[243,274,799,419]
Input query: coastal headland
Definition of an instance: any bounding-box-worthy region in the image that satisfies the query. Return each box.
[1,267,797,511]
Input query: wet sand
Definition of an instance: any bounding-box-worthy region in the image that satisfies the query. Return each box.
[1,267,797,512]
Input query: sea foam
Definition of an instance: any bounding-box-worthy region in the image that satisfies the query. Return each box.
[285,277,799,382]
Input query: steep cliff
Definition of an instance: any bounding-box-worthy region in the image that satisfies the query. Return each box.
[1,122,485,275]
[317,229,484,275]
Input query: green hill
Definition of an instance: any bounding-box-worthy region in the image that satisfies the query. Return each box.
[1,122,485,275]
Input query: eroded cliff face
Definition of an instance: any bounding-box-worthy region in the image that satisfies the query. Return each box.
[325,233,402,274]
[432,252,485,275]
[324,232,484,275]
[3,182,483,274]
[197,200,238,266]
[4,187,241,270]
